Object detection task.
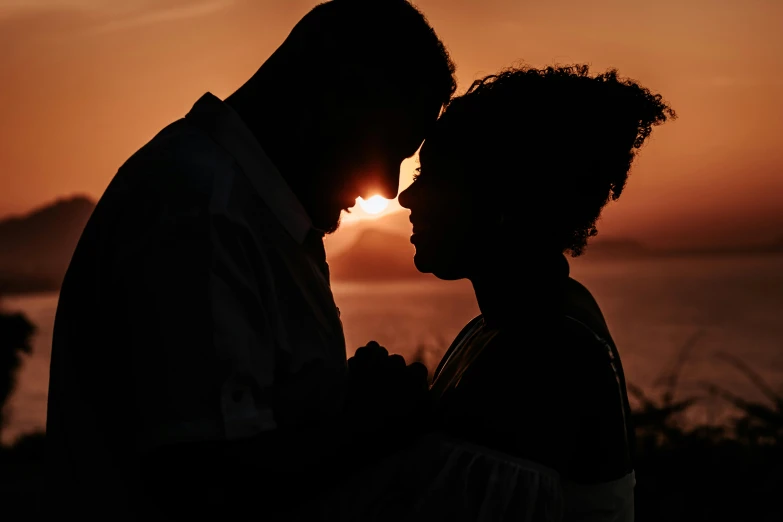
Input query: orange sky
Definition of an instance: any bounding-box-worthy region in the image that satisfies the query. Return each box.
[1,0,782,248]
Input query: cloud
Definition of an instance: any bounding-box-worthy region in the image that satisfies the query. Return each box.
[0,1,180,14]
[708,76,783,88]
[91,0,236,33]
[0,1,119,18]
[0,8,93,49]
[0,0,237,30]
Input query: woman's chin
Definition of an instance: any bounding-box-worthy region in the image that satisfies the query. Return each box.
[413,252,465,281]
[412,252,434,275]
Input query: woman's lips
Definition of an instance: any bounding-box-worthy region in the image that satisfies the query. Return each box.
[410,224,430,243]
[411,221,432,233]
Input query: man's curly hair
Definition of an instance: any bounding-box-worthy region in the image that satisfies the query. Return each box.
[301,0,457,107]
[427,64,675,255]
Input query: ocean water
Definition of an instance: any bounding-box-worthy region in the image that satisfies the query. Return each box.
[2,254,783,444]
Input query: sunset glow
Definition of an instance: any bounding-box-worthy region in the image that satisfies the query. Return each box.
[1,2,783,514]
[0,0,782,249]
[356,195,389,215]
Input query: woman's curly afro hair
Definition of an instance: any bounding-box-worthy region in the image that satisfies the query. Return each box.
[427,64,676,256]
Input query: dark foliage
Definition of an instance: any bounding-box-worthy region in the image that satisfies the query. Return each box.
[1,319,780,519]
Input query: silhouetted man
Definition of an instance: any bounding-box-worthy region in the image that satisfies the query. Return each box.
[45,1,456,519]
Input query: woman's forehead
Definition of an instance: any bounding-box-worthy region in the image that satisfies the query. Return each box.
[420,133,458,165]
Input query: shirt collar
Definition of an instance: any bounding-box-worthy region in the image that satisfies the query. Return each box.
[186,92,313,245]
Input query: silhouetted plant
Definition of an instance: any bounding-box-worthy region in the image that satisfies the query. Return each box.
[0,305,35,434]
[702,351,783,446]
[410,344,428,365]
[0,305,43,517]
[409,336,448,383]
[628,330,709,447]
[627,335,783,522]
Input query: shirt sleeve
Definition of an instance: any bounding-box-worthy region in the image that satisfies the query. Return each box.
[114,190,278,452]
[317,434,565,521]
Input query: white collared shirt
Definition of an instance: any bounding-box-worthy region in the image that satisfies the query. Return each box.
[46,92,347,515]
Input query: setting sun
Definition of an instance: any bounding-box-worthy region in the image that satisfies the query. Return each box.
[356,195,389,215]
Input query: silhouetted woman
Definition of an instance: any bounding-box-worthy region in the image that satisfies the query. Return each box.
[393,65,675,521]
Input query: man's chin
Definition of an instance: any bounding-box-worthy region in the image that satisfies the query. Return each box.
[322,217,341,235]
[312,210,343,235]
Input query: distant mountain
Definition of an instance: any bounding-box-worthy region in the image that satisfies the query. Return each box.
[0,196,95,295]
[2,195,781,292]
[580,238,651,259]
[0,198,417,293]
[329,228,430,281]
[362,209,414,234]
[653,240,783,257]
[325,209,412,257]
[329,230,658,281]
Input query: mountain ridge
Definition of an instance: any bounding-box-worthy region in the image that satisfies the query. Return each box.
[0,196,95,295]
[329,228,430,282]
[1,197,782,295]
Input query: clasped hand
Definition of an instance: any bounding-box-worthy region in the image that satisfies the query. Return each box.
[344,341,431,438]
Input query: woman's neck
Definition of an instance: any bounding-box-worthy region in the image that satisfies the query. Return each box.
[470,252,569,328]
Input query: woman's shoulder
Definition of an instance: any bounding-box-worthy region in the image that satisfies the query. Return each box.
[432,315,485,380]
[472,308,623,426]
[562,277,612,337]
[486,312,608,371]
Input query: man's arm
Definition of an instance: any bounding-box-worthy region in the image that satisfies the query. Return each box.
[124,199,427,518]
[140,352,429,519]
[140,405,381,518]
